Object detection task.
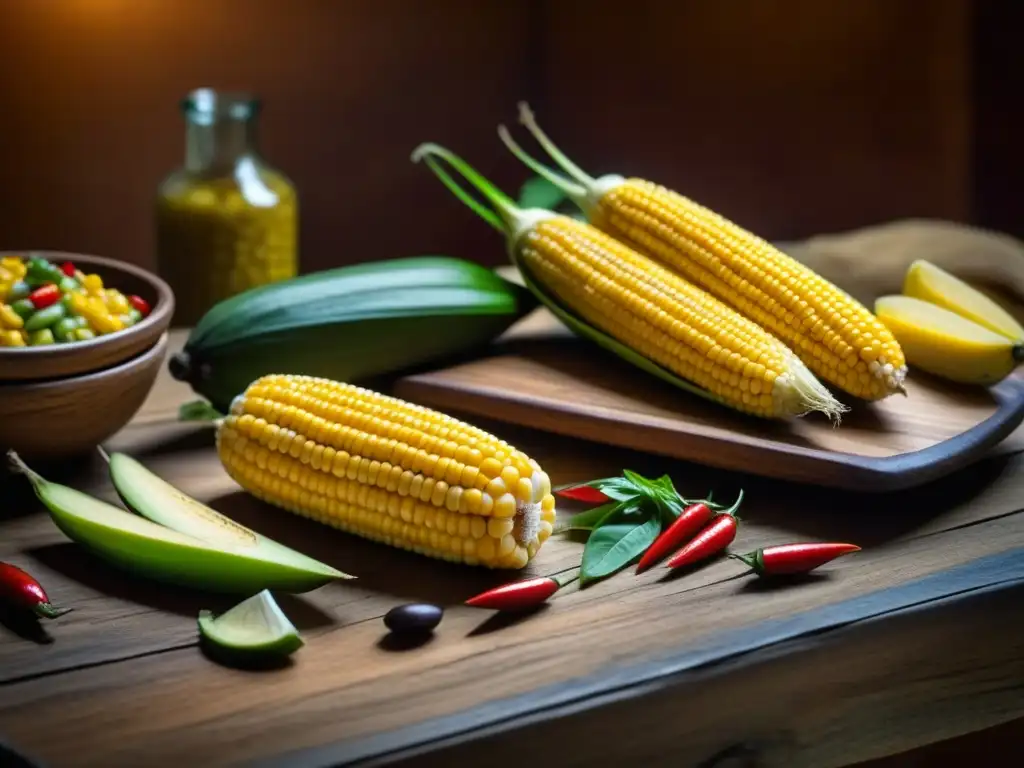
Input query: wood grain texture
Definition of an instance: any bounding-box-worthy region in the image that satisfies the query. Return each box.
[0,252,173,382]
[0,333,168,460]
[0,340,1023,767]
[0,503,1020,767]
[396,308,1024,491]
[854,718,1024,768]
[2,414,1021,687]
[310,577,1024,768]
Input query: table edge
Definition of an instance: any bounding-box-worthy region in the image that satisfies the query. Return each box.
[244,546,1024,768]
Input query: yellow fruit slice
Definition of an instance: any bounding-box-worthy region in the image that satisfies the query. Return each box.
[903,259,1024,341]
[875,295,1024,386]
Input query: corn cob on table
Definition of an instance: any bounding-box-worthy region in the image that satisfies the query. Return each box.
[0,328,1021,768]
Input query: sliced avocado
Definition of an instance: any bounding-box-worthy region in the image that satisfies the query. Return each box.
[106,452,351,587]
[9,451,348,594]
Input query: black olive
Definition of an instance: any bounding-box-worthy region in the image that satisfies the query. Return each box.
[383,603,443,634]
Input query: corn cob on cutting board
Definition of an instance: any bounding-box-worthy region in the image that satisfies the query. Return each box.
[395,279,1024,492]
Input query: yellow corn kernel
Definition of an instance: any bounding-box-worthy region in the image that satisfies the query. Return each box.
[217,374,558,569]
[416,141,844,421]
[1,329,26,346]
[502,105,906,401]
[79,296,123,334]
[0,283,10,303]
[1,257,26,279]
[517,217,842,419]
[82,273,104,295]
[0,304,24,330]
[105,289,131,314]
[591,183,906,399]
[68,291,89,314]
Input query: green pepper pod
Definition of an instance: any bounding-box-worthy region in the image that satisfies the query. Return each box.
[121,308,143,326]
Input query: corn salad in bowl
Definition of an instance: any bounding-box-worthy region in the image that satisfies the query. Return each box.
[0,251,174,383]
[0,254,152,347]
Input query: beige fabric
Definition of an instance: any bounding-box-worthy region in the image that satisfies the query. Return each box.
[778,219,1024,317]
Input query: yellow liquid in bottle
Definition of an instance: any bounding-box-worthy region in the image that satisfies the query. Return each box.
[156,158,297,326]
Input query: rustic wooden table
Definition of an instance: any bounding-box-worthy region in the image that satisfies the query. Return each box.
[1,330,1022,768]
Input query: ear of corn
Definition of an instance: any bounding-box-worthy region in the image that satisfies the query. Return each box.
[411,142,844,421]
[217,374,556,569]
[498,103,908,403]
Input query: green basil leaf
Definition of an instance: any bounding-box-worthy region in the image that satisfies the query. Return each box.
[596,485,640,503]
[622,470,676,515]
[560,498,653,534]
[657,493,684,523]
[556,476,636,502]
[555,500,622,532]
[579,516,661,587]
[596,499,648,526]
[589,476,639,500]
[622,469,656,491]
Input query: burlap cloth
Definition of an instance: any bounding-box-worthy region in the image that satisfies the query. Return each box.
[778,218,1024,320]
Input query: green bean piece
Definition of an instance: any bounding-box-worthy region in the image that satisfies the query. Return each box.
[10,298,35,320]
[59,276,79,293]
[24,302,66,332]
[121,308,143,326]
[74,327,96,341]
[26,261,63,287]
[53,316,80,342]
[28,328,56,345]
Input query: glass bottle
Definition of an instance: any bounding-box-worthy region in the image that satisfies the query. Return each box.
[155,88,298,326]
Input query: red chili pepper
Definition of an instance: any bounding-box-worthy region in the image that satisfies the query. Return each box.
[128,294,151,316]
[0,561,72,619]
[731,542,861,576]
[465,570,579,611]
[665,512,740,570]
[28,283,60,309]
[636,490,743,574]
[554,484,610,503]
[60,261,77,277]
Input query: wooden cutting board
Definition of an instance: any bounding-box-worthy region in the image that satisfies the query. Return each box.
[395,307,1024,492]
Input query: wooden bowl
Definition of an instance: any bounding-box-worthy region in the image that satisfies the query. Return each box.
[0,251,174,382]
[0,333,168,460]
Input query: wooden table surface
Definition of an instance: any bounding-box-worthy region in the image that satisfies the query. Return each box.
[1,329,1023,768]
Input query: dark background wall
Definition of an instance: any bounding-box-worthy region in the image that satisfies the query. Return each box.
[0,0,1018,275]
